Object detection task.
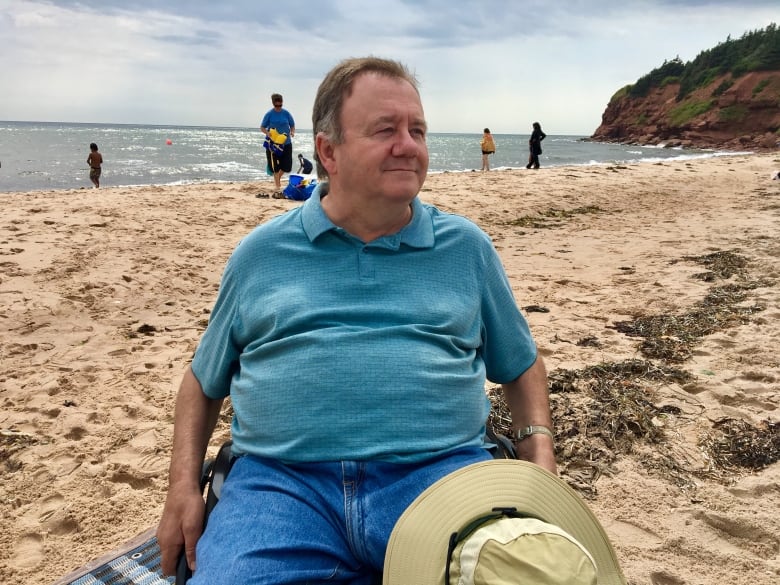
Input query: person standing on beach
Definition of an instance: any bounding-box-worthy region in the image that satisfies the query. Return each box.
[526,121,546,169]
[260,93,295,194]
[87,143,103,188]
[480,127,496,171]
[157,56,554,584]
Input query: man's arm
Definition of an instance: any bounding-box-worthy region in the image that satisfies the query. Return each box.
[501,356,557,474]
[157,366,224,575]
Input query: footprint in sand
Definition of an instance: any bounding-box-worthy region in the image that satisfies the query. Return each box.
[31,493,65,523]
[606,518,663,548]
[109,469,155,490]
[695,511,780,559]
[12,532,44,569]
[18,492,79,535]
[104,427,168,492]
[650,571,685,585]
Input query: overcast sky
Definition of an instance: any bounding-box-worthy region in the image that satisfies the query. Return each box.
[1,0,776,135]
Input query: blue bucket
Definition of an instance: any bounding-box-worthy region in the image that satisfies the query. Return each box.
[288,174,304,187]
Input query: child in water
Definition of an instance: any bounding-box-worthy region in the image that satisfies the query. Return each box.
[87,143,103,188]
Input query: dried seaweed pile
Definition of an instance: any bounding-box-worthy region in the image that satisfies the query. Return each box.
[488,250,778,493]
[488,360,694,496]
[613,250,767,362]
[1,429,41,472]
[505,205,604,229]
[701,418,780,473]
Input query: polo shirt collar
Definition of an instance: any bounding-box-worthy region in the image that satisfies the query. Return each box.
[302,185,434,249]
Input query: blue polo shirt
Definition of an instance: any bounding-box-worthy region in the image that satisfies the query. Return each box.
[191,191,537,463]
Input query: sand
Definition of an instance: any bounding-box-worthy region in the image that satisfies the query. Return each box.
[1,153,779,584]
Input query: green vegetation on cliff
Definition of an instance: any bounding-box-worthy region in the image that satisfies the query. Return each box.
[628,23,779,101]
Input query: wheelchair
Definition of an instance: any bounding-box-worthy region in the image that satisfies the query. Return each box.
[175,428,517,583]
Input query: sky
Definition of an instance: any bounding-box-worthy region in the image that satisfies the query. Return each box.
[1,1,777,135]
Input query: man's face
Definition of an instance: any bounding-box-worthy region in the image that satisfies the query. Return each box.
[325,73,428,203]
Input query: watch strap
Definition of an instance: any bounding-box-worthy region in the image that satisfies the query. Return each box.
[514,424,554,441]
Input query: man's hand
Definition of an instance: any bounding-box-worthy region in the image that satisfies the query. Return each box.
[157,485,206,576]
[156,367,223,575]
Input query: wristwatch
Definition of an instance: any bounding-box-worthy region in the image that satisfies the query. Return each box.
[514,425,554,442]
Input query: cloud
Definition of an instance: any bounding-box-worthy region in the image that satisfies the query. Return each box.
[1,0,776,134]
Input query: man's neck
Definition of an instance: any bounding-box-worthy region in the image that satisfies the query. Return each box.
[321,192,413,243]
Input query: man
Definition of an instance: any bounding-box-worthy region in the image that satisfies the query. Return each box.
[260,93,295,193]
[157,57,555,584]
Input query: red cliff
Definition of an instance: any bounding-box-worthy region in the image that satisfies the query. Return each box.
[591,71,780,151]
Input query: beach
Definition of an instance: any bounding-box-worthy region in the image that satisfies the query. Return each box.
[1,153,778,584]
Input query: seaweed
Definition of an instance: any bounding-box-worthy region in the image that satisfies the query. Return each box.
[675,250,747,279]
[613,250,768,362]
[700,418,780,473]
[487,249,777,496]
[505,206,604,229]
[1,429,41,472]
[488,359,694,496]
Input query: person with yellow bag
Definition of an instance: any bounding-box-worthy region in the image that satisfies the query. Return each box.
[480,128,496,171]
[260,93,296,195]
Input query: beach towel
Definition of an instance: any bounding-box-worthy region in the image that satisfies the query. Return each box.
[52,528,173,585]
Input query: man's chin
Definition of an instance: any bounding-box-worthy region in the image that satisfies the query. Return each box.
[384,187,422,201]
[382,176,425,198]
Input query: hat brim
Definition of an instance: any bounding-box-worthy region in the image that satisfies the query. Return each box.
[383,460,626,585]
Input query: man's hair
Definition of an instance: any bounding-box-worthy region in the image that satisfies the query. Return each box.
[271,93,283,102]
[90,143,98,151]
[312,57,419,179]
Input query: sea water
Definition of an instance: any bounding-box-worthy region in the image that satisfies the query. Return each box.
[0,121,741,193]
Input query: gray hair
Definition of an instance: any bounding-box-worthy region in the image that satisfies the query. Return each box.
[312,57,420,180]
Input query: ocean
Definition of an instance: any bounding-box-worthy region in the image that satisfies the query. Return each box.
[0,121,743,193]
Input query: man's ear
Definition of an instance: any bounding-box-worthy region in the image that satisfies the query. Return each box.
[315,132,337,175]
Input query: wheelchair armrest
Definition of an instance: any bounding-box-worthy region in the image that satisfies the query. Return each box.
[486,427,518,460]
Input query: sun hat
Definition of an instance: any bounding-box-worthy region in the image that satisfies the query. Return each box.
[383,460,626,585]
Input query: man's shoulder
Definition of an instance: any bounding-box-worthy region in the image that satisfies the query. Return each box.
[233,208,303,252]
[424,202,480,227]
[422,202,492,243]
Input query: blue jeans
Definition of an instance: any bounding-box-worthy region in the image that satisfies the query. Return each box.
[190,446,492,584]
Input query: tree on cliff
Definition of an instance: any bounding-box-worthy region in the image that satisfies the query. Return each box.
[629,23,779,101]
[593,23,779,150]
